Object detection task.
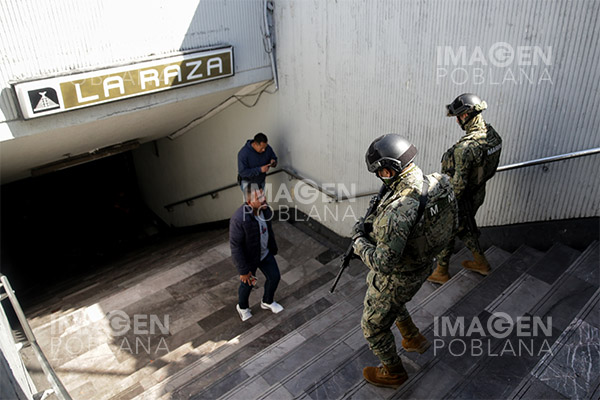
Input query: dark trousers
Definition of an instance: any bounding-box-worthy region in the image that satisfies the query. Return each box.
[238,253,281,309]
[437,185,486,266]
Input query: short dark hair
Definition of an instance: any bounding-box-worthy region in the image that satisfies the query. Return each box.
[244,184,262,201]
[253,133,268,144]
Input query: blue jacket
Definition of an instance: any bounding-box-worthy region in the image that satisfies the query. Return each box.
[237,140,278,185]
[229,204,278,275]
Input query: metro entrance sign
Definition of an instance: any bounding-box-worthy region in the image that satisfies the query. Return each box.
[14,47,234,119]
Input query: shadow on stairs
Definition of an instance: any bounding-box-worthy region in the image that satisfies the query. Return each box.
[169,233,599,400]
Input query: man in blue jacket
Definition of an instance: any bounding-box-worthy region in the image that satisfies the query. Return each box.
[230,185,283,321]
[237,133,278,191]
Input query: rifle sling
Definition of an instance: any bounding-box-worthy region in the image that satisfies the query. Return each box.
[406,177,429,252]
[415,177,429,225]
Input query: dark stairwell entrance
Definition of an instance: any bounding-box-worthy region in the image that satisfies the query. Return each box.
[0,151,164,309]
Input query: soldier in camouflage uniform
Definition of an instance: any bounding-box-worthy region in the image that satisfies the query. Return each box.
[428,93,503,284]
[352,134,458,388]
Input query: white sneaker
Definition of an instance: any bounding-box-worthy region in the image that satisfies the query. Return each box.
[261,301,284,314]
[236,304,252,321]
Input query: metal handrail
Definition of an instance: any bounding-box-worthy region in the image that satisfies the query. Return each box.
[0,274,72,400]
[343,147,600,201]
[164,147,600,209]
[165,169,284,210]
[164,167,337,210]
[495,147,600,172]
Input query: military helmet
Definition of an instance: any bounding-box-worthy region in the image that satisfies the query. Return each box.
[365,134,417,173]
[446,93,484,117]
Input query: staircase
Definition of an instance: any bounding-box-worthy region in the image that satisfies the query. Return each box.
[19,220,598,400]
[132,226,599,399]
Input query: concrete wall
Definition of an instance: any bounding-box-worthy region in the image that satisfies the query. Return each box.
[0,0,272,182]
[274,0,600,228]
[0,0,270,126]
[134,0,600,237]
[133,84,281,227]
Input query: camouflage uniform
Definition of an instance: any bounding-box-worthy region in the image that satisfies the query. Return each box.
[436,114,500,266]
[353,165,439,366]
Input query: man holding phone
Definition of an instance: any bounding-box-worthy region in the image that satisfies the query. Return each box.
[230,185,283,321]
[237,132,278,191]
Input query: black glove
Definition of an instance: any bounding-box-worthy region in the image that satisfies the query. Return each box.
[352,217,367,241]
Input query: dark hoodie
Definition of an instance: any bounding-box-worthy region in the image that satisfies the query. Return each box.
[237,140,278,186]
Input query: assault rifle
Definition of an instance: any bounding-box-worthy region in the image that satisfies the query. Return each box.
[329,184,388,293]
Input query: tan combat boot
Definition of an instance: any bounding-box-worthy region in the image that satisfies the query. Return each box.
[427,263,450,284]
[396,317,430,354]
[363,361,408,388]
[462,252,491,275]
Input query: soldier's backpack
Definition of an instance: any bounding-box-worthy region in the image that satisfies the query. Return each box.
[441,124,503,186]
[471,124,502,185]
[406,172,458,260]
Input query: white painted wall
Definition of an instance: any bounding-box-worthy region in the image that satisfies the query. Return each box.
[133,83,281,227]
[0,0,270,125]
[129,0,600,235]
[0,0,272,182]
[273,0,600,229]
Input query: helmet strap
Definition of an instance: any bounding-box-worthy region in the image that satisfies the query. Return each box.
[378,170,400,187]
[459,110,481,130]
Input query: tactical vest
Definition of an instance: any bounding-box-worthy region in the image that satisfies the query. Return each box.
[471,124,502,185]
[405,172,458,261]
[441,124,502,186]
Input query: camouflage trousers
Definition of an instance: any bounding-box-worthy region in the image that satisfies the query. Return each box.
[437,186,486,267]
[361,265,431,366]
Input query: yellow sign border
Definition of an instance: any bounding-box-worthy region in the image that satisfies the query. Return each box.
[14,46,234,119]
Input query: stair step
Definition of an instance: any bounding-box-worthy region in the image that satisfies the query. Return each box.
[529,240,599,332]
[440,245,545,321]
[242,299,359,376]
[440,242,584,399]
[524,288,600,400]
[296,251,492,400]
[407,247,471,309]
[167,256,370,400]
[153,265,369,400]
[192,289,367,399]
[132,253,345,399]
[164,252,369,400]
[508,241,600,400]
[342,245,525,400]
[224,247,469,396]
[218,334,363,399]
[208,247,479,400]
[270,246,511,400]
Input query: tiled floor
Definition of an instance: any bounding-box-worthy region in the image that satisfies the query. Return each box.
[20,221,336,400]
[22,222,597,400]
